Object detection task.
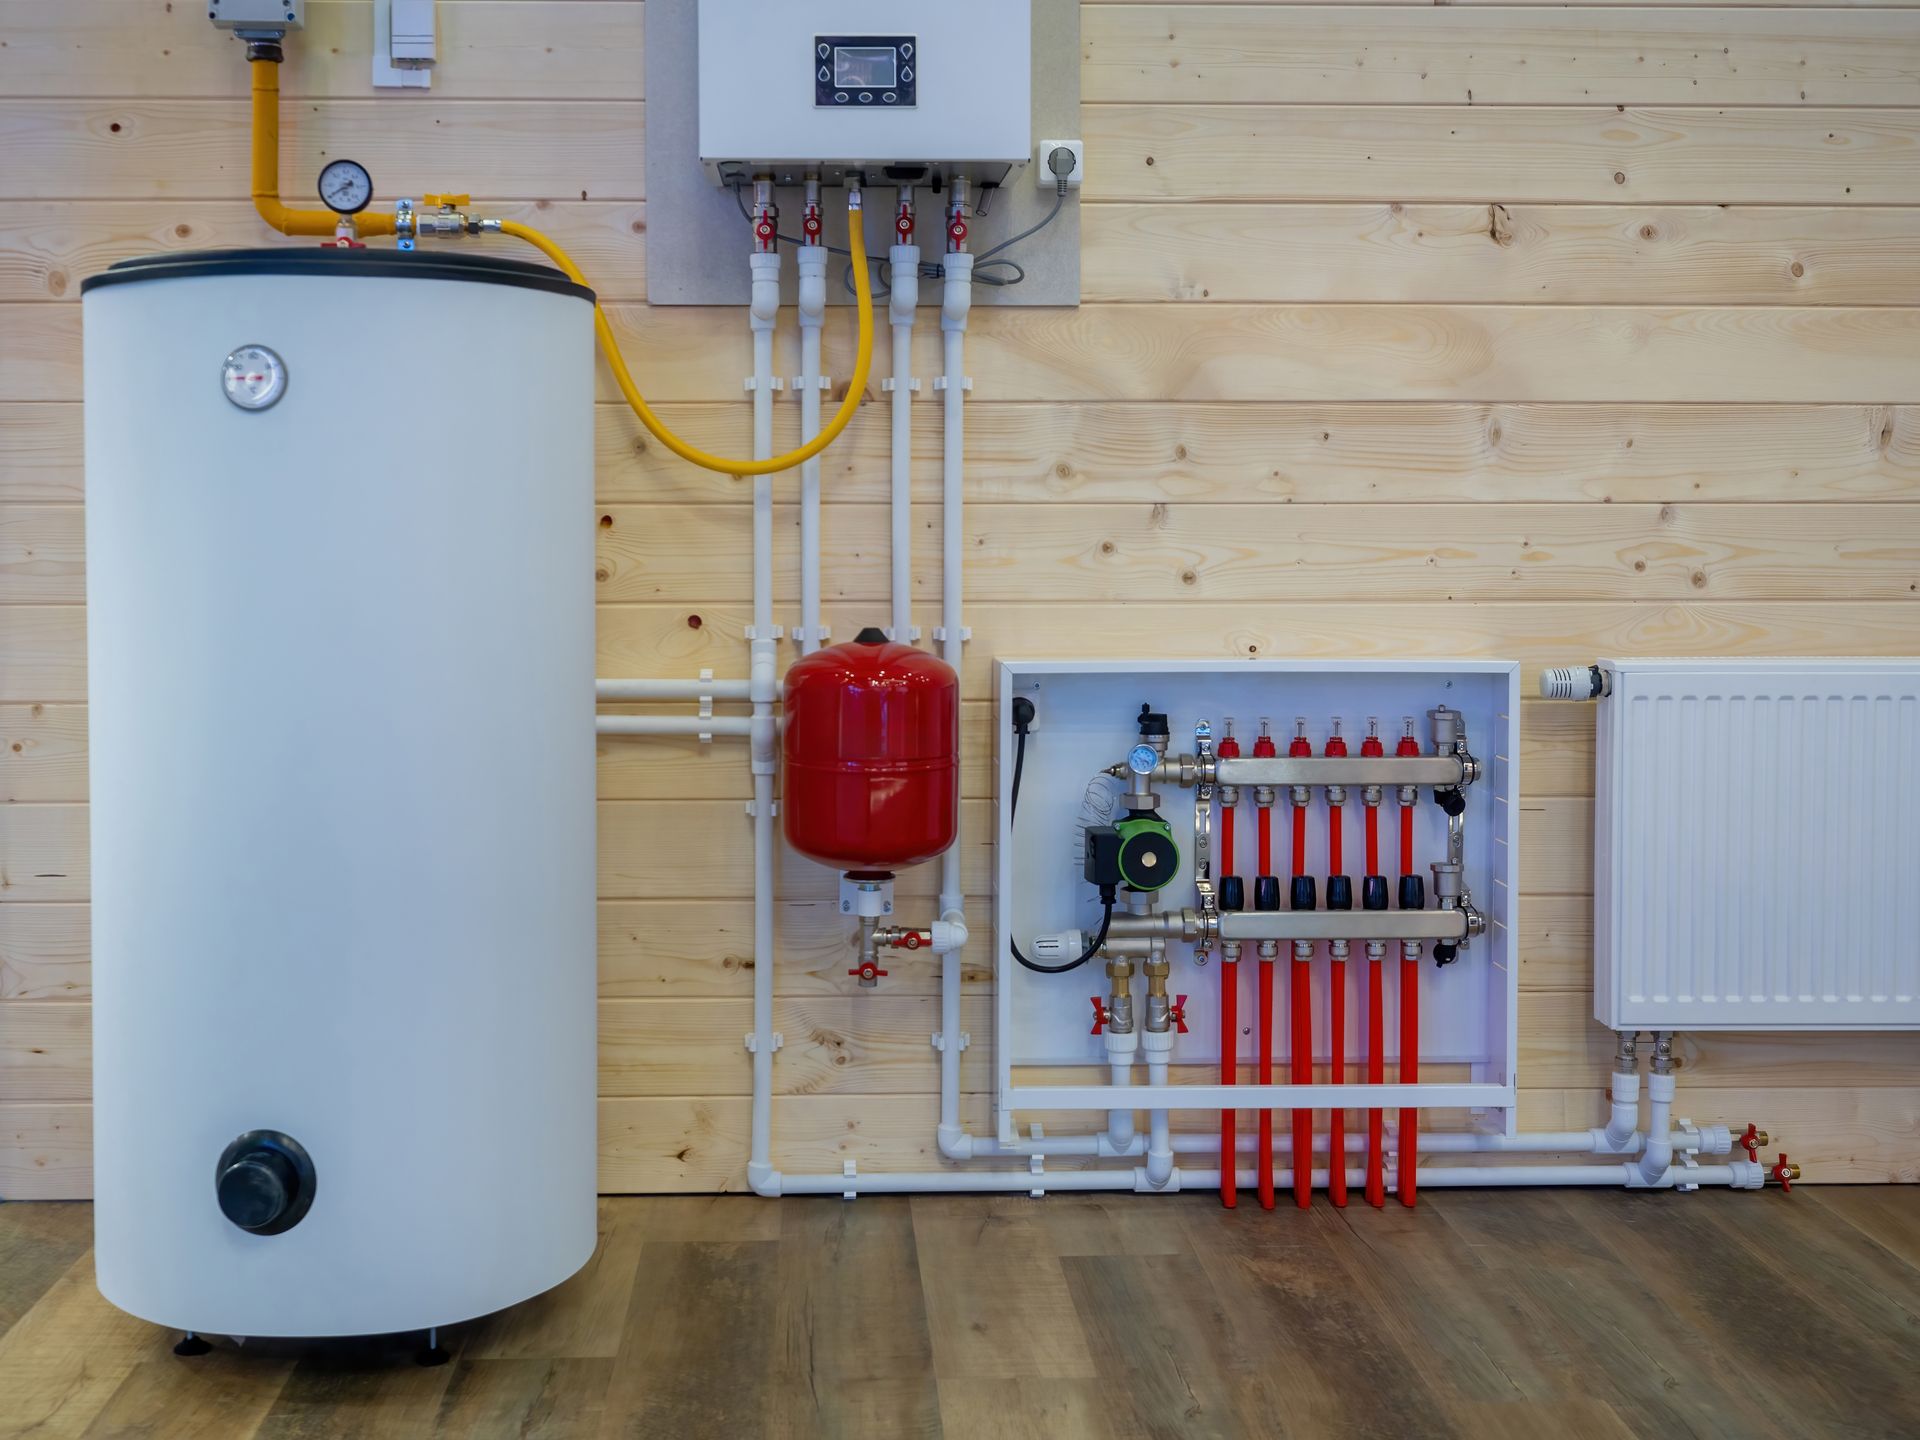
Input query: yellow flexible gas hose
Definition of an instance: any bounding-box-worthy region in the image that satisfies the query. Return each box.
[498,218,874,479]
[247,55,872,479]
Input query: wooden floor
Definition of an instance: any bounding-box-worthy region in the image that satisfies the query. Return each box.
[0,1189,1916,1439]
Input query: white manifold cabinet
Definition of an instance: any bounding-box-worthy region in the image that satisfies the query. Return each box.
[994,660,1521,1138]
[696,0,1031,186]
[81,250,598,1338]
[1594,658,1920,1032]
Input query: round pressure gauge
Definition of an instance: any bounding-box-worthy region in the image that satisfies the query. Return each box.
[317,158,373,216]
[1127,743,1160,777]
[222,345,288,412]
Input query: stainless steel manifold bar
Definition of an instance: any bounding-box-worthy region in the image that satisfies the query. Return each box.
[1137,753,1476,789]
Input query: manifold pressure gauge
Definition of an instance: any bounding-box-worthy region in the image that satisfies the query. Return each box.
[222,345,287,412]
[317,158,373,216]
[1127,743,1160,776]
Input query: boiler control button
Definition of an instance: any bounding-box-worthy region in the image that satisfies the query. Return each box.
[818,42,830,58]
[900,65,913,82]
[900,42,912,58]
[834,92,849,103]
[819,65,831,82]
[857,91,872,103]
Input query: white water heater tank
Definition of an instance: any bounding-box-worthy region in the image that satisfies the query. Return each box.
[82,249,598,1338]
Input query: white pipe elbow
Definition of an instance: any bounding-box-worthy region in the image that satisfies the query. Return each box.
[941,252,974,331]
[889,245,920,327]
[746,1160,781,1197]
[929,916,969,954]
[1604,1069,1640,1150]
[795,248,828,326]
[748,251,781,331]
[936,1123,972,1162]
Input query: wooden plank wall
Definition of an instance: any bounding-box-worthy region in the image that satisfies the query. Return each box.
[2,1,1918,1198]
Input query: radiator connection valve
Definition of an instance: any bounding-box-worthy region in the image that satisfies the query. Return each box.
[1771,1154,1799,1192]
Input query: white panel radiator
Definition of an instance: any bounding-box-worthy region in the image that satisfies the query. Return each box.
[1587,658,1920,1032]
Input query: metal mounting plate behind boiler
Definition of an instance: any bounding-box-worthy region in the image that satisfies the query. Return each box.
[645,0,1080,307]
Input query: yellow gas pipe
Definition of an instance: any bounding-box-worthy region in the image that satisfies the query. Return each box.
[246,56,873,480]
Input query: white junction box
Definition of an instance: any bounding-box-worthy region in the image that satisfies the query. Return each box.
[697,0,1032,187]
[994,660,1522,1145]
[1593,658,1920,1032]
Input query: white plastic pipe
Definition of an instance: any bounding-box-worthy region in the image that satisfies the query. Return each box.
[596,715,750,738]
[1106,1058,1136,1151]
[745,247,782,1197]
[758,1157,1764,1198]
[936,251,971,938]
[927,249,974,1164]
[596,678,752,703]
[1145,1065,1174,1188]
[1605,1064,1641,1150]
[1639,1069,1678,1185]
[941,1124,1723,1163]
[888,236,920,643]
[796,244,828,654]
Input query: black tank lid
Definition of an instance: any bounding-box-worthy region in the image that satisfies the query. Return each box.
[80,246,594,302]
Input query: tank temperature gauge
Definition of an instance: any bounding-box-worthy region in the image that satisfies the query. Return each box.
[317,158,373,216]
[222,345,287,412]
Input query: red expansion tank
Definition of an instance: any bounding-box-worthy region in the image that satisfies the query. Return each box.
[783,627,959,873]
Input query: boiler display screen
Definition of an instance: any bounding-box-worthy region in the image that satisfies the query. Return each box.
[814,34,916,108]
[834,47,896,89]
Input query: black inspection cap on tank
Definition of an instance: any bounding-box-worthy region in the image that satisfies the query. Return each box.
[854,626,891,644]
[79,246,594,303]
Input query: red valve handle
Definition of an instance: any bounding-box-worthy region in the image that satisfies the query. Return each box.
[1090,997,1109,1035]
[848,963,888,982]
[886,930,931,951]
[1772,1153,1795,1193]
[1169,994,1189,1035]
[1737,1122,1761,1161]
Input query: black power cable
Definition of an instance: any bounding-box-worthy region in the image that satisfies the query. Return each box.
[1008,698,1113,975]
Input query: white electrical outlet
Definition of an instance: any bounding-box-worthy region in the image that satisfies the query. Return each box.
[1035,139,1083,189]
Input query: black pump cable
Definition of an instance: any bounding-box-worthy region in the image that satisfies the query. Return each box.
[1008,699,1113,974]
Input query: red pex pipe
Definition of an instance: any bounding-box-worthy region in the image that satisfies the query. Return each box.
[1257,955,1275,1209]
[1325,729,1349,1208]
[1291,960,1312,1209]
[1397,726,1421,1208]
[1217,732,1240,1210]
[1254,725,1278,1209]
[1367,956,1385,1207]
[1289,728,1313,1209]
[1329,955,1347,1207]
[1362,727,1385,1207]
[1221,957,1238,1209]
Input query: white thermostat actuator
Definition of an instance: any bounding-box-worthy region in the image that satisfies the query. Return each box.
[696,0,1031,188]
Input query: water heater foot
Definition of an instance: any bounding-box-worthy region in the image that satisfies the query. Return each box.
[415,1328,450,1368]
[172,1332,212,1357]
